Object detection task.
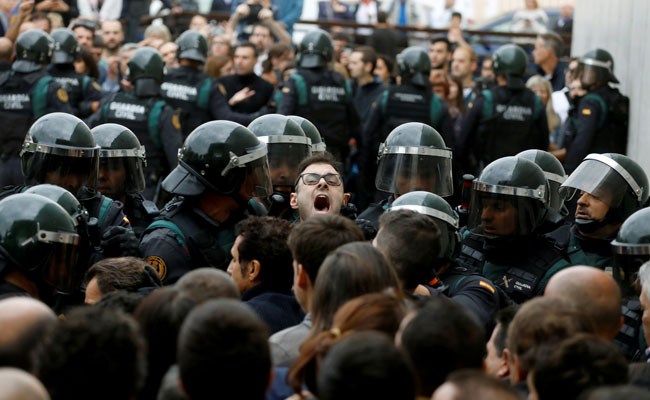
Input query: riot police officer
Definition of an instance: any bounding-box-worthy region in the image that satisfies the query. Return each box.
[387,191,501,328]
[0,193,82,305]
[0,29,72,187]
[611,207,650,361]
[356,122,454,232]
[277,29,360,163]
[460,156,570,303]
[549,153,649,269]
[49,28,102,118]
[457,44,549,175]
[288,115,327,154]
[247,114,312,220]
[360,47,453,209]
[563,49,629,173]
[91,123,159,237]
[86,47,183,202]
[139,120,273,284]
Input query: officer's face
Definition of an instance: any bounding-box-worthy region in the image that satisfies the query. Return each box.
[234,46,257,75]
[576,191,610,221]
[227,235,255,294]
[480,198,518,236]
[45,170,84,196]
[429,41,449,69]
[98,160,127,200]
[395,173,436,195]
[290,163,350,222]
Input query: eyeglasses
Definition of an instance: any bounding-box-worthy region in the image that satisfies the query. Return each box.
[296,173,342,186]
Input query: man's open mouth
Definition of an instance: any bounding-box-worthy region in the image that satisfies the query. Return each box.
[314,194,331,213]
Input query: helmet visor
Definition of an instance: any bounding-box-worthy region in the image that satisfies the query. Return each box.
[241,156,273,199]
[375,148,453,196]
[22,152,99,200]
[611,252,647,297]
[560,157,635,209]
[265,141,312,187]
[579,58,617,85]
[468,190,544,237]
[98,156,146,195]
[39,232,82,294]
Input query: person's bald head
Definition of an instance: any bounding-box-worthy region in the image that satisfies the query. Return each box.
[0,298,56,370]
[0,38,13,62]
[545,266,622,340]
[0,368,49,400]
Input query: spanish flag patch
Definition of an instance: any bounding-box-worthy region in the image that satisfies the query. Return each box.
[123,216,131,225]
[582,108,592,115]
[479,280,495,293]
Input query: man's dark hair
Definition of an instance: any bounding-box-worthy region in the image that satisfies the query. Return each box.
[493,304,519,357]
[533,334,628,400]
[236,216,294,293]
[581,385,650,400]
[94,291,144,314]
[431,34,450,50]
[400,296,486,397]
[178,299,270,400]
[353,45,378,71]
[332,32,349,42]
[85,257,161,298]
[234,41,259,57]
[287,214,364,284]
[252,23,272,37]
[539,31,564,58]
[295,152,344,179]
[72,19,97,35]
[451,11,462,20]
[317,331,416,400]
[377,10,388,23]
[175,268,239,303]
[443,369,522,400]
[133,287,196,400]
[628,362,650,389]
[376,210,441,291]
[29,12,51,31]
[34,307,146,400]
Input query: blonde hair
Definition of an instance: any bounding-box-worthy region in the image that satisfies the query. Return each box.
[526,75,561,133]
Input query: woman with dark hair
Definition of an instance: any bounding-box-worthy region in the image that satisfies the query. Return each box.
[261,42,294,87]
[204,54,233,79]
[445,75,466,141]
[74,46,99,80]
[374,54,395,85]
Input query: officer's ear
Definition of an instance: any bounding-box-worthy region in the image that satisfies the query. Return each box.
[343,192,350,206]
[247,259,261,281]
[289,192,299,210]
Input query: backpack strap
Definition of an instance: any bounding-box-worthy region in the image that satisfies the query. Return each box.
[82,75,90,92]
[533,92,544,120]
[144,219,187,248]
[583,93,608,129]
[148,100,166,149]
[196,77,212,110]
[97,195,114,228]
[430,93,443,127]
[480,89,493,121]
[380,89,389,115]
[32,75,53,118]
[289,73,308,106]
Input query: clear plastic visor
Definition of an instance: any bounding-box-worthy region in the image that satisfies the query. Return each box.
[376,153,453,196]
[241,156,273,200]
[468,191,544,237]
[98,157,146,195]
[266,142,312,187]
[560,159,631,208]
[35,231,82,294]
[22,152,99,200]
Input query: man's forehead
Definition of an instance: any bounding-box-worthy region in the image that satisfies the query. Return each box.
[302,163,338,175]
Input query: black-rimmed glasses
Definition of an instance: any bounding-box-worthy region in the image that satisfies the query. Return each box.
[296,173,342,186]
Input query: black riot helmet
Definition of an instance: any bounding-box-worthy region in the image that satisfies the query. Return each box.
[91,123,147,197]
[248,114,312,187]
[376,122,453,197]
[492,44,528,89]
[468,156,549,237]
[176,30,208,63]
[561,153,649,231]
[611,208,650,298]
[288,115,326,154]
[390,191,460,263]
[13,29,54,73]
[517,149,568,216]
[51,28,81,64]
[297,29,334,68]
[162,120,272,200]
[24,184,89,228]
[396,47,431,87]
[0,193,81,294]
[578,48,618,87]
[21,113,100,200]
[127,47,165,97]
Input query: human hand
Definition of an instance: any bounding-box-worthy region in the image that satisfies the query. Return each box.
[258,7,273,21]
[19,0,35,14]
[228,87,255,106]
[235,3,250,17]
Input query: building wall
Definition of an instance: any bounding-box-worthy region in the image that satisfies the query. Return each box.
[572,0,650,172]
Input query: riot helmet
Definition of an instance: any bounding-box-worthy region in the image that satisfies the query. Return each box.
[561,153,648,229]
[375,122,453,197]
[24,184,88,227]
[578,48,618,87]
[390,191,460,262]
[51,28,81,64]
[91,123,146,198]
[13,29,54,73]
[248,114,311,187]
[176,30,208,63]
[297,29,333,68]
[396,47,431,87]
[468,156,549,237]
[127,47,165,97]
[611,208,650,298]
[162,120,272,200]
[288,115,326,154]
[21,113,100,200]
[492,44,528,89]
[0,193,81,294]
[517,149,568,216]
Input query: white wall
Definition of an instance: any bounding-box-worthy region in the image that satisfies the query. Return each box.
[572,0,650,173]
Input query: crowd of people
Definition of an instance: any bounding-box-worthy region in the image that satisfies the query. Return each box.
[1,0,649,400]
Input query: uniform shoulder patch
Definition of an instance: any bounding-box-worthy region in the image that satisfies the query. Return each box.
[582,108,592,115]
[218,83,227,96]
[122,216,131,225]
[145,255,167,280]
[57,88,69,103]
[479,280,495,293]
[468,102,473,108]
[92,81,101,91]
[282,87,290,93]
[171,113,181,130]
